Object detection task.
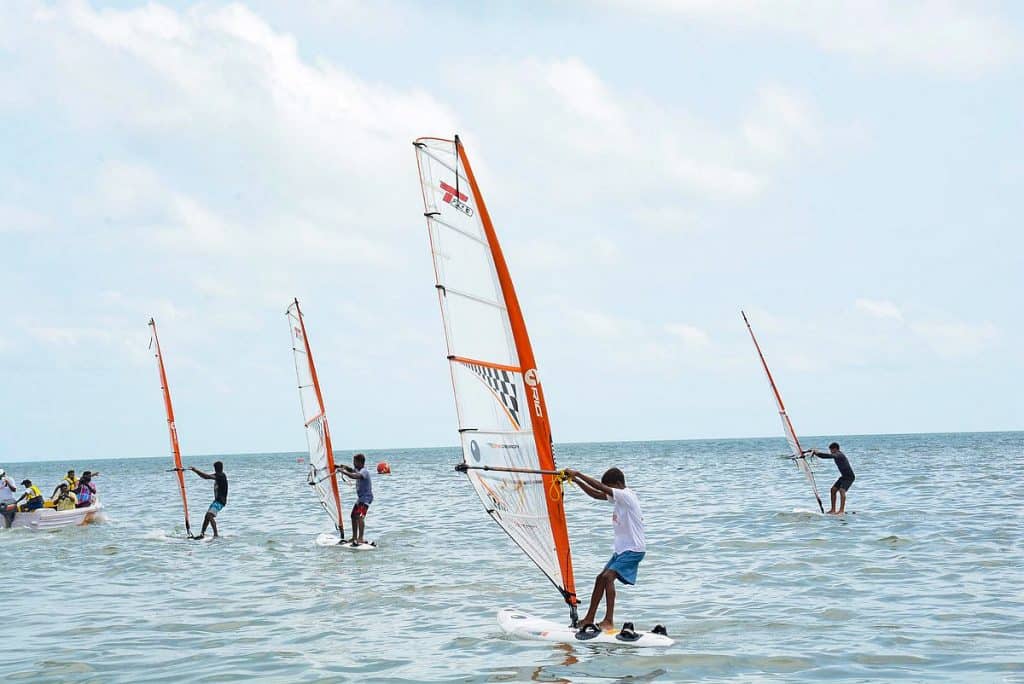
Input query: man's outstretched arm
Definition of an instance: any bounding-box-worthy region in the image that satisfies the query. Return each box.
[190,466,214,480]
[565,470,613,500]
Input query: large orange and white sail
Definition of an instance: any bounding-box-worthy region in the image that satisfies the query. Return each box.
[741,311,824,513]
[286,299,346,538]
[414,136,577,616]
[148,318,192,536]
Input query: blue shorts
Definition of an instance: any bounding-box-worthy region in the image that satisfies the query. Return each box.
[208,501,225,516]
[604,550,645,586]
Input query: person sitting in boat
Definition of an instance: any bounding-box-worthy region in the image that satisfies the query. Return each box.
[335,453,373,546]
[63,469,78,490]
[74,472,97,508]
[16,479,45,512]
[564,467,646,640]
[50,482,78,511]
[0,469,17,527]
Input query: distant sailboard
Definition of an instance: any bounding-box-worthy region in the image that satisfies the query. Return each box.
[741,311,825,513]
[414,136,672,647]
[148,318,193,538]
[287,299,372,548]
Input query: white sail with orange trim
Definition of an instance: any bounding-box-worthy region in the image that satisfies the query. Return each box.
[148,318,192,537]
[414,136,578,617]
[286,299,346,538]
[741,311,825,513]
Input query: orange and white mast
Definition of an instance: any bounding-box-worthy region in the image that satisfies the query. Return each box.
[741,311,824,513]
[455,137,577,608]
[415,135,578,622]
[148,318,192,537]
[287,299,345,538]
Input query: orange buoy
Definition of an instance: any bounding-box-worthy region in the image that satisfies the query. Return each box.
[376,462,391,475]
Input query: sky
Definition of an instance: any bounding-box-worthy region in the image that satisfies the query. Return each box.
[0,1,1021,462]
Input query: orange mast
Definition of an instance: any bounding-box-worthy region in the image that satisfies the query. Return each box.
[741,311,824,513]
[291,299,346,537]
[149,318,191,537]
[455,136,578,610]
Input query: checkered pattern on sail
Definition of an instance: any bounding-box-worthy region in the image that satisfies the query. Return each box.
[460,360,521,430]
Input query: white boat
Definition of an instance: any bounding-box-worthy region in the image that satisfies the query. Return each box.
[6,497,103,530]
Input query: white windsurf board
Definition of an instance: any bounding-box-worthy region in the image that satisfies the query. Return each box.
[315,533,377,550]
[497,608,673,647]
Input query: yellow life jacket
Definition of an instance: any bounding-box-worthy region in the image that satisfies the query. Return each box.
[26,484,42,500]
[63,475,78,489]
[54,492,77,511]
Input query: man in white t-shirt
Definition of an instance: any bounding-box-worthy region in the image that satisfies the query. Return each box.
[0,468,17,527]
[565,467,646,639]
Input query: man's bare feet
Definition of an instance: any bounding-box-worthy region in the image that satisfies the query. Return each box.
[596,619,614,630]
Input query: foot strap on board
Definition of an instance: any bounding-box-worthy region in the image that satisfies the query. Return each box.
[651,624,669,636]
[616,622,641,642]
[575,624,602,641]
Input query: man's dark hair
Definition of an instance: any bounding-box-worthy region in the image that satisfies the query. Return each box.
[214,461,224,473]
[829,442,840,450]
[601,467,625,487]
[354,453,366,466]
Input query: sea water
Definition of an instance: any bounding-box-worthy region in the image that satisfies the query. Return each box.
[1,431,1021,683]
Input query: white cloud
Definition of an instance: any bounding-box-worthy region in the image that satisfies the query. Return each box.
[0,204,49,233]
[570,308,627,339]
[665,323,711,348]
[855,298,904,322]
[743,86,822,159]
[29,326,113,346]
[459,57,822,206]
[605,0,1021,75]
[911,320,998,358]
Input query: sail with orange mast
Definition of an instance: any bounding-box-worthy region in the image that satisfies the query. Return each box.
[741,311,825,513]
[148,318,192,538]
[286,298,348,543]
[414,135,578,624]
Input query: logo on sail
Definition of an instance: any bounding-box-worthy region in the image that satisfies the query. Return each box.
[440,181,473,217]
[524,368,543,418]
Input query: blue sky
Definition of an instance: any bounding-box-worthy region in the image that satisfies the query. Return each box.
[1,1,1021,462]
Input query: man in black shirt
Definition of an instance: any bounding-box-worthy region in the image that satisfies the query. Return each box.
[190,461,228,539]
[811,442,855,514]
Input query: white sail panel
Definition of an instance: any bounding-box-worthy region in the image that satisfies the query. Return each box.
[415,137,570,596]
[287,302,344,533]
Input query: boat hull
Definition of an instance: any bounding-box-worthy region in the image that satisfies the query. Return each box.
[5,499,103,530]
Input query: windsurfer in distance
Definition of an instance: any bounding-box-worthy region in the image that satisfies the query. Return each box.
[564,467,646,640]
[190,461,227,539]
[335,453,373,546]
[810,442,855,514]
